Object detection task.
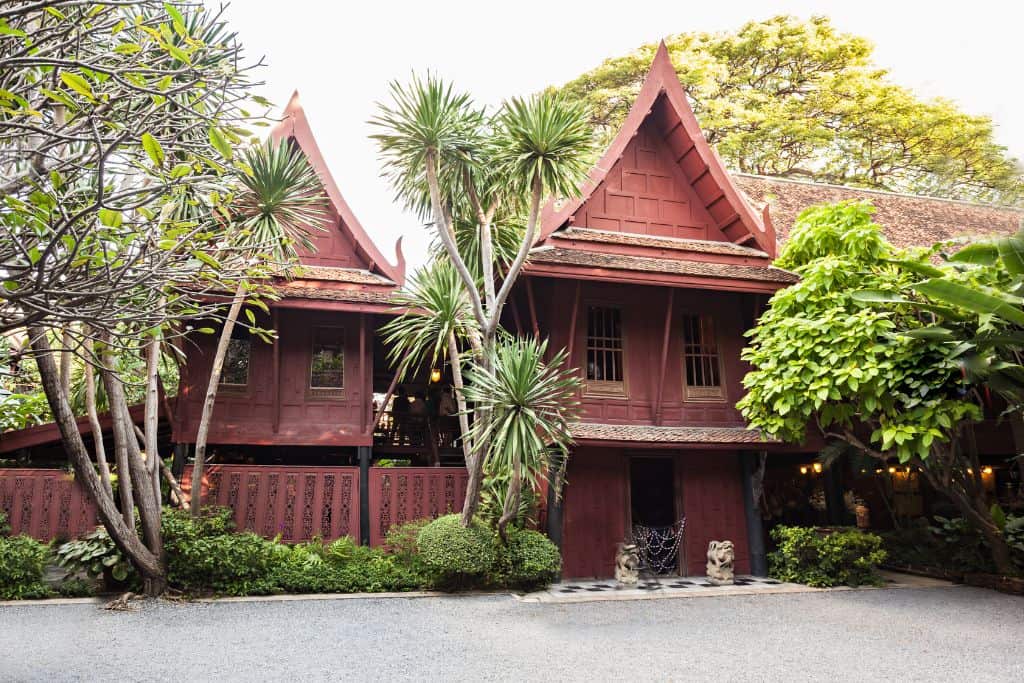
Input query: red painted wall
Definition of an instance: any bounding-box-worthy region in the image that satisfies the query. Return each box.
[573,117,728,241]
[561,448,628,578]
[532,278,751,427]
[293,208,366,269]
[173,309,374,446]
[0,469,98,541]
[679,451,751,575]
[560,449,750,579]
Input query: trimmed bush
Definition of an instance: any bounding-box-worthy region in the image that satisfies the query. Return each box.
[497,528,561,589]
[0,535,51,599]
[417,514,495,588]
[0,510,10,537]
[769,526,886,587]
[166,530,282,596]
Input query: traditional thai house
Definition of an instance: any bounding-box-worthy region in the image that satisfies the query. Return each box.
[171,92,405,458]
[507,44,808,578]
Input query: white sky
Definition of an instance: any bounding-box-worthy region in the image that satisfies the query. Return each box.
[220,0,1024,273]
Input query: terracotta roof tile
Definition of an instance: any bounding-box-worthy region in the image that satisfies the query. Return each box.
[570,422,775,444]
[734,174,1024,249]
[555,228,770,259]
[280,265,396,286]
[528,247,798,284]
[275,285,396,305]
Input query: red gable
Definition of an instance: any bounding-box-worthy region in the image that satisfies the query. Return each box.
[270,92,405,285]
[538,42,776,258]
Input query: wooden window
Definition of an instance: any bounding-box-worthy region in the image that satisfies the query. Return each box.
[586,306,624,394]
[682,314,724,400]
[219,325,251,387]
[310,327,344,393]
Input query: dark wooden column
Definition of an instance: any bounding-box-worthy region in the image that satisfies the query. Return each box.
[740,451,768,576]
[171,443,189,479]
[271,307,281,434]
[358,445,371,546]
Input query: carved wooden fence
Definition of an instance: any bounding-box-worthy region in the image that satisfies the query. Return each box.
[368,467,468,546]
[0,469,98,540]
[184,465,360,543]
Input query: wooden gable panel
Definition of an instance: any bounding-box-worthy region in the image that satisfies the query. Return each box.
[575,119,727,242]
[294,203,365,269]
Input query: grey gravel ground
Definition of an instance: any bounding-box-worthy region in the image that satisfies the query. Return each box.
[1,585,1022,682]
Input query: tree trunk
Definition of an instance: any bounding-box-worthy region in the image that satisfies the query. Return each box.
[450,333,484,527]
[99,343,163,566]
[191,280,247,516]
[28,326,165,592]
[83,334,114,500]
[143,318,162,503]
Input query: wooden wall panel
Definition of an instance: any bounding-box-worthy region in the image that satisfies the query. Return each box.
[679,451,750,575]
[174,309,373,446]
[0,469,97,541]
[573,118,727,241]
[561,448,628,578]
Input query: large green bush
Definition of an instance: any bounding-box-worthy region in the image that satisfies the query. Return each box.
[0,510,11,537]
[0,535,51,599]
[769,526,887,587]
[417,514,496,588]
[495,528,561,589]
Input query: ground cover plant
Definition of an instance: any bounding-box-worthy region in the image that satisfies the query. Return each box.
[769,525,887,587]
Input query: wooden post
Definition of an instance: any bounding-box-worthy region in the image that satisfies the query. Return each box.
[653,288,675,425]
[510,295,524,336]
[271,307,281,434]
[565,281,581,368]
[525,277,540,340]
[358,445,371,546]
[741,451,768,576]
[359,313,367,435]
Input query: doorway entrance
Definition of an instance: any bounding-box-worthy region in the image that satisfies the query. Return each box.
[630,456,682,574]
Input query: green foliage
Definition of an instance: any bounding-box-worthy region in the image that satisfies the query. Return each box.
[417,514,496,587]
[56,527,134,584]
[739,201,981,464]
[0,510,9,537]
[56,577,96,598]
[555,16,1023,204]
[477,478,538,531]
[0,392,50,431]
[769,526,887,587]
[0,535,52,599]
[493,528,562,590]
[928,514,1024,574]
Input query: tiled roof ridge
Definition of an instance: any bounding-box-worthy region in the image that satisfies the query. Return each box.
[555,227,771,258]
[734,173,1024,213]
[570,421,777,444]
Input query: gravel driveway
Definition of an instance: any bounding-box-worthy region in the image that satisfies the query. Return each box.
[1,585,1021,682]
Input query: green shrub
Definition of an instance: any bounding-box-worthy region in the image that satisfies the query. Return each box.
[56,577,96,598]
[496,528,561,590]
[161,506,235,543]
[0,535,52,599]
[0,510,10,537]
[166,531,283,596]
[383,519,435,589]
[55,527,135,585]
[769,526,886,587]
[417,514,495,588]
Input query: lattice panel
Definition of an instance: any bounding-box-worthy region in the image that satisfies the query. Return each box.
[368,467,469,547]
[181,465,359,543]
[0,469,98,541]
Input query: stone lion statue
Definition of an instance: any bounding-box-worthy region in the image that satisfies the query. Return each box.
[706,540,735,585]
[615,542,640,585]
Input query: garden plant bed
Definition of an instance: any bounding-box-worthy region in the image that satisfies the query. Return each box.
[882,564,1024,596]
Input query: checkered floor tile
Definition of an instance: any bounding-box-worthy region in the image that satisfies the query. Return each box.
[555,576,782,594]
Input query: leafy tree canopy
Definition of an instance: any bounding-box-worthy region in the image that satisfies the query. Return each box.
[554,16,1023,205]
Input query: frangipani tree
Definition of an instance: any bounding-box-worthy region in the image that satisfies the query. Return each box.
[739,201,1017,574]
[189,138,328,516]
[0,1,301,594]
[372,77,593,533]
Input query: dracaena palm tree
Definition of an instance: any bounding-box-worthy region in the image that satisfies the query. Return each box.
[371,77,594,527]
[462,337,579,539]
[190,139,328,515]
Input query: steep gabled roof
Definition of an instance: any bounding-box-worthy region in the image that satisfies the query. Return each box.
[538,42,776,256]
[734,174,1024,250]
[270,91,406,285]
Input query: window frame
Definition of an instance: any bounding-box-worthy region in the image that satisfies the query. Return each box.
[218,333,251,391]
[680,313,726,402]
[582,303,628,398]
[308,325,346,399]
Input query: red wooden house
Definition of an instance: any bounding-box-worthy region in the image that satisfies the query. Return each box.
[513,44,809,578]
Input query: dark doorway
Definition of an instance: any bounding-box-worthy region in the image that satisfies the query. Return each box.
[630,456,681,574]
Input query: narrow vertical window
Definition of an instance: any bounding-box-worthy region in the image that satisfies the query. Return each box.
[219,331,251,387]
[682,314,723,399]
[585,306,625,394]
[310,327,344,392]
